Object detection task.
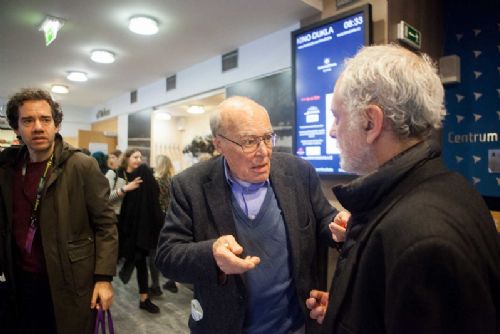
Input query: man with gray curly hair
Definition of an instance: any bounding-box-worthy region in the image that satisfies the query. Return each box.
[306,44,500,333]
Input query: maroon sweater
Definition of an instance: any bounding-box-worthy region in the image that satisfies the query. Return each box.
[13,158,50,273]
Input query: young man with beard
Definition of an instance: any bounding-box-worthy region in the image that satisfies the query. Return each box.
[0,88,118,333]
[306,45,500,333]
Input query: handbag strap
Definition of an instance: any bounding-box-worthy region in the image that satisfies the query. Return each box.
[94,308,105,334]
[94,308,114,334]
[106,309,115,334]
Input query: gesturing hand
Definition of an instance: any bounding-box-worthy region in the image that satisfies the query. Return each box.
[329,210,351,242]
[306,289,329,324]
[125,177,142,192]
[212,235,260,274]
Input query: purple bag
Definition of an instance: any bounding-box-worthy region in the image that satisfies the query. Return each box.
[94,308,114,334]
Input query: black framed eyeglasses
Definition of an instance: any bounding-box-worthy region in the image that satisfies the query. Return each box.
[218,133,277,153]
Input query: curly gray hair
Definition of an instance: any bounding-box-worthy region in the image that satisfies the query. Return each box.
[336,44,445,139]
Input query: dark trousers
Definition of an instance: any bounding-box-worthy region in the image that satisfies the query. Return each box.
[16,270,57,334]
[120,249,149,294]
[0,280,15,333]
[135,252,148,294]
[148,248,159,289]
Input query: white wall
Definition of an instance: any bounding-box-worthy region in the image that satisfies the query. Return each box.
[90,23,299,123]
[88,21,300,168]
[117,114,128,151]
[57,105,92,138]
[151,115,182,169]
[151,109,216,171]
[180,112,214,149]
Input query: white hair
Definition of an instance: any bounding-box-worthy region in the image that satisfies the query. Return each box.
[209,96,267,136]
[209,107,221,137]
[337,44,445,139]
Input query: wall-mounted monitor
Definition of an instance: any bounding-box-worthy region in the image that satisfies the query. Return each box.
[292,4,372,175]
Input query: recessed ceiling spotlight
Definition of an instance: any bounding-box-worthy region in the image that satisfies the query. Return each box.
[90,50,116,64]
[51,85,69,94]
[128,16,159,35]
[67,71,88,82]
[187,105,205,114]
[155,112,171,121]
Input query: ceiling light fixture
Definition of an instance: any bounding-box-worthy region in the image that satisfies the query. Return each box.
[128,16,159,35]
[67,71,88,82]
[90,50,116,64]
[51,85,69,94]
[39,16,65,46]
[155,112,171,121]
[187,105,205,114]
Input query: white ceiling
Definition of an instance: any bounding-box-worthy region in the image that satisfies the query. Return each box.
[0,0,319,110]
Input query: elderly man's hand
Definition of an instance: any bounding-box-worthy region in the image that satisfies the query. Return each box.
[329,210,351,242]
[306,289,330,324]
[212,235,260,274]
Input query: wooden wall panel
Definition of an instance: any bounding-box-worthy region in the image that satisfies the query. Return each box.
[64,136,78,148]
[91,117,118,133]
[78,130,117,153]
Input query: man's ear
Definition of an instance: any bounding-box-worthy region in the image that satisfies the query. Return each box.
[364,105,384,144]
[212,136,222,154]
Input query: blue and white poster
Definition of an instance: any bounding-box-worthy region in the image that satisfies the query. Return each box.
[441,0,500,198]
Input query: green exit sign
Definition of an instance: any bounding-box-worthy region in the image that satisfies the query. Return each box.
[397,21,422,50]
[44,28,57,46]
[39,16,64,47]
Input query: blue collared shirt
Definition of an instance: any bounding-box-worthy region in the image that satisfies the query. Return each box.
[223,159,268,220]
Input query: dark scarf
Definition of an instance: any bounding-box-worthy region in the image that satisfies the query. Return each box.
[330,140,442,284]
[333,140,441,213]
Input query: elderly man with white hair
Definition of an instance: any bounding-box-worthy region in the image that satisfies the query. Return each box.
[307,44,500,334]
[156,95,341,334]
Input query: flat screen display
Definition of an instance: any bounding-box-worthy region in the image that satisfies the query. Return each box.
[292,5,371,175]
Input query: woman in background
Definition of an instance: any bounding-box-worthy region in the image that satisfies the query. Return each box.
[117,149,163,313]
[150,155,178,294]
[91,151,109,174]
[107,149,122,172]
[106,149,141,219]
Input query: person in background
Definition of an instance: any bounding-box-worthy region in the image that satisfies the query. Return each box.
[107,149,122,171]
[105,149,142,219]
[306,44,500,334]
[197,152,212,162]
[151,154,178,295]
[118,149,163,314]
[156,96,339,334]
[0,88,118,333]
[91,151,109,175]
